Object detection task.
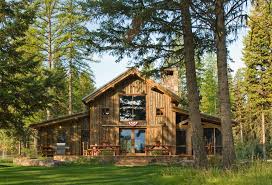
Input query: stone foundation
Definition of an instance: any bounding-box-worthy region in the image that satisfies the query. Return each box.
[13,157,55,167]
[53,155,193,166]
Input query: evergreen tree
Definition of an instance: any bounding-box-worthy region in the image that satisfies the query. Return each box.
[84,0,207,167]
[194,0,248,167]
[0,0,56,134]
[200,53,219,115]
[20,0,95,118]
[232,68,246,144]
[243,0,272,159]
[59,0,95,115]
[18,0,67,119]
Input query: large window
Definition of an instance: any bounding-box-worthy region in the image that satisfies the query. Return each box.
[119,95,146,121]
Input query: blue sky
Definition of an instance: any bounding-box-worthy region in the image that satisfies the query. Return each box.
[91,29,248,88]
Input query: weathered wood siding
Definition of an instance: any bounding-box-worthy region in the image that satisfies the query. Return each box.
[37,119,86,155]
[89,76,176,153]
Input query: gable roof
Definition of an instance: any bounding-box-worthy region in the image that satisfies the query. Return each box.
[82,67,181,104]
[30,111,88,128]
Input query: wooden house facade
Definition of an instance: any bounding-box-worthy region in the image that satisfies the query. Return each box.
[31,68,226,157]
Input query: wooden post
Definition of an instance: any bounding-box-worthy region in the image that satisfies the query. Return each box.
[213,128,216,155]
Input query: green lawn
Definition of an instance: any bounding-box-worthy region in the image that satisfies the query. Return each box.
[1,161,272,185]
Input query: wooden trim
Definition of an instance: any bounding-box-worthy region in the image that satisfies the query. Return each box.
[82,68,181,104]
[172,106,238,126]
[102,125,162,128]
[177,119,189,125]
[30,112,89,128]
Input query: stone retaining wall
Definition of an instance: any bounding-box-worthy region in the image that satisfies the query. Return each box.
[13,157,55,167]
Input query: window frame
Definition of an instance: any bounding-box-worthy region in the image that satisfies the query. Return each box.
[101,107,110,116]
[156,107,164,116]
[119,94,146,122]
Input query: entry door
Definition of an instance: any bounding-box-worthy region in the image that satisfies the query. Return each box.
[134,129,145,153]
[120,129,145,154]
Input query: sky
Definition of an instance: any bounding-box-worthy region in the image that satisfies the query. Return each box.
[91,30,248,88]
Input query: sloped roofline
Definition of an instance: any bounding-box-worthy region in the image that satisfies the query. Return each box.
[30,111,89,128]
[172,106,238,126]
[82,67,181,104]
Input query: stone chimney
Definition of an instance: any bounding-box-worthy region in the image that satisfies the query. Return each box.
[161,67,180,95]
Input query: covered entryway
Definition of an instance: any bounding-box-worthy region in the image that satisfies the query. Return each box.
[119,128,146,155]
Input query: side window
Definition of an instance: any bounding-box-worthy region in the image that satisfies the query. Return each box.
[156,108,164,116]
[102,108,110,116]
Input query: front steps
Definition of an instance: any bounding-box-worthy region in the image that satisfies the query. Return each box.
[115,157,149,166]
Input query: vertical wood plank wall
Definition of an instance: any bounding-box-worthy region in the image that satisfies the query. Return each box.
[89,76,177,154]
[36,74,222,156]
[37,119,83,155]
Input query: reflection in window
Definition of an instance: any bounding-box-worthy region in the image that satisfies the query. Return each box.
[120,95,146,121]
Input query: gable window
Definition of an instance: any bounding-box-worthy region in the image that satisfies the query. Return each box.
[102,108,110,116]
[156,108,164,116]
[120,95,146,121]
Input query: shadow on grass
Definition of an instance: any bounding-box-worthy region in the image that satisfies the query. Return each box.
[0,165,160,185]
[1,162,272,185]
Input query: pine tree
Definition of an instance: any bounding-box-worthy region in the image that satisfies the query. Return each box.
[59,0,94,115]
[200,53,219,115]
[0,0,56,134]
[243,0,272,160]
[232,68,246,144]
[84,0,207,167]
[18,0,67,119]
[194,0,248,167]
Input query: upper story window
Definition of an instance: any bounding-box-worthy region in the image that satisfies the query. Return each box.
[102,108,110,116]
[119,95,146,121]
[156,108,164,116]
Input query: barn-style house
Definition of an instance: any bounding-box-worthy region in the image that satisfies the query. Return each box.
[31,67,226,157]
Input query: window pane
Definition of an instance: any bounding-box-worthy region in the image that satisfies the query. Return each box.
[120,96,133,121]
[120,95,146,121]
[132,96,146,120]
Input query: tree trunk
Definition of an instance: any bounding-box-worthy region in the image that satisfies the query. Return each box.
[68,0,73,115]
[215,0,235,168]
[261,110,266,160]
[46,8,53,120]
[181,0,207,167]
[68,61,73,115]
[239,114,243,143]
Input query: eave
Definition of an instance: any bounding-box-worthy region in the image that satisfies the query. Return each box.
[29,111,89,129]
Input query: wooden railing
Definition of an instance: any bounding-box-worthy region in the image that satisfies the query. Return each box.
[84,145,120,156]
[145,145,173,155]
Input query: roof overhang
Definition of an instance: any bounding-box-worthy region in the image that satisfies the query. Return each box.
[29,112,89,129]
[172,106,238,126]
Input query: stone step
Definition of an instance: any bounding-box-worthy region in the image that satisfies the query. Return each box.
[115,158,149,167]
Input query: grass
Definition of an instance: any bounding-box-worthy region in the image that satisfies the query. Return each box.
[1,160,272,185]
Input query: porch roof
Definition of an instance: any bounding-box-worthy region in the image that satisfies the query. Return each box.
[172,106,238,126]
[29,111,89,129]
